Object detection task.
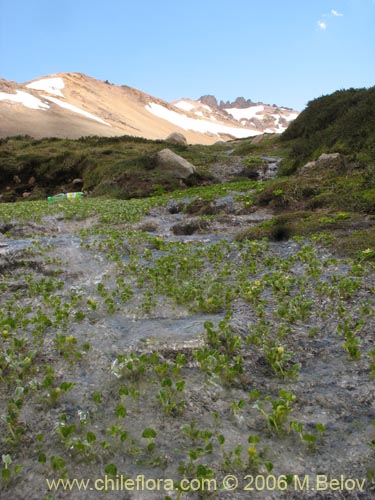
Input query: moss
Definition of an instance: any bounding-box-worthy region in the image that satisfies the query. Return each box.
[329,226,375,259]
[253,161,375,214]
[230,141,257,156]
[256,177,321,209]
[235,210,368,243]
[281,86,375,169]
[0,135,229,201]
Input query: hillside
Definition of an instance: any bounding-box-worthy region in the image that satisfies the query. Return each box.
[0,134,237,202]
[0,73,298,143]
[281,86,375,171]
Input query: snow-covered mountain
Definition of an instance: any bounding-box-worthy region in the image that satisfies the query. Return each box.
[0,73,298,144]
[175,95,299,134]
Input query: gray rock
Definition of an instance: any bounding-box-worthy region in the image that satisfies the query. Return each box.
[299,152,345,175]
[319,152,342,162]
[155,149,196,179]
[72,178,83,185]
[172,218,210,235]
[165,132,187,145]
[214,196,237,214]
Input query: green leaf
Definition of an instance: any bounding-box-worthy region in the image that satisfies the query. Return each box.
[285,474,294,485]
[161,378,172,388]
[303,433,317,444]
[2,468,11,483]
[105,463,117,476]
[147,442,156,453]
[120,431,129,442]
[115,404,127,418]
[217,434,225,445]
[92,391,102,404]
[264,461,274,473]
[249,389,262,401]
[60,382,75,392]
[118,386,129,397]
[142,427,157,439]
[176,380,185,392]
[50,455,66,472]
[248,435,260,444]
[2,454,12,466]
[86,431,96,443]
[315,423,325,435]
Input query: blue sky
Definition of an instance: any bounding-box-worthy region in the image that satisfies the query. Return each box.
[0,0,374,110]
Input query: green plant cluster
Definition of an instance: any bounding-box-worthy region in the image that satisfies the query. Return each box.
[281,87,375,171]
[0,135,225,202]
[1,152,375,497]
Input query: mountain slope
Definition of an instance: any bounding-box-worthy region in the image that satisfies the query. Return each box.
[281,86,375,170]
[196,95,298,133]
[0,73,298,144]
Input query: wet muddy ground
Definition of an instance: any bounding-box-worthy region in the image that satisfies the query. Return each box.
[0,189,374,500]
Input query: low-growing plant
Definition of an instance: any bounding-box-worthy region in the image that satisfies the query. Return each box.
[251,390,296,435]
[157,378,186,416]
[263,342,301,379]
[1,454,22,488]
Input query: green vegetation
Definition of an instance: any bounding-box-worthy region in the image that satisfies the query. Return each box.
[1,84,375,497]
[0,188,374,496]
[281,86,375,171]
[0,135,223,202]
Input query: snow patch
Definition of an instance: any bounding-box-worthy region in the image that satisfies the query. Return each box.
[224,105,265,121]
[0,90,50,110]
[42,96,111,126]
[26,77,65,97]
[285,112,299,122]
[174,100,195,112]
[146,102,260,138]
[270,115,286,133]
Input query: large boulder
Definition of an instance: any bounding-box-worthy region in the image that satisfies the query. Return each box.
[299,153,345,175]
[166,132,187,145]
[155,149,196,179]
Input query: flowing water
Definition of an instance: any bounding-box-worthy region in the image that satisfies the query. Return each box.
[0,191,374,500]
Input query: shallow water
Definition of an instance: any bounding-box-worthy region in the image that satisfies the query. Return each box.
[1,199,375,500]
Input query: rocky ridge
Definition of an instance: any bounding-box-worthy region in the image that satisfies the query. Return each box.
[0,73,298,142]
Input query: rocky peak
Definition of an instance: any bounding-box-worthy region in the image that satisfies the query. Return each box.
[198,95,219,108]
[219,97,254,109]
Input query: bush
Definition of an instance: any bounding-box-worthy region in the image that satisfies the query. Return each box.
[281,86,375,169]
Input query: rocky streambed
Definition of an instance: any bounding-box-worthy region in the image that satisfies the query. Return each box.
[0,187,374,500]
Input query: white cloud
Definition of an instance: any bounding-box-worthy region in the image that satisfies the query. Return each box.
[317,8,344,30]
